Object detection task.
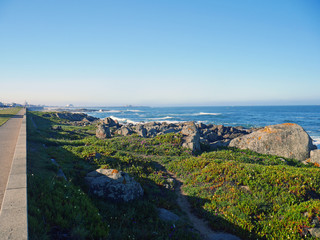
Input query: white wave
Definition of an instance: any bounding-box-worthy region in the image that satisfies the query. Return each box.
[106,110,122,113]
[149,116,173,120]
[126,109,144,112]
[197,112,222,116]
[109,116,137,124]
[312,137,320,148]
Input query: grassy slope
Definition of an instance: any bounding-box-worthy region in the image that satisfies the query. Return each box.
[0,107,22,126]
[27,111,199,240]
[27,111,320,240]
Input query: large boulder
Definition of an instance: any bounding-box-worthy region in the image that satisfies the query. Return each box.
[181,122,201,152]
[102,117,119,128]
[85,169,143,202]
[96,124,111,139]
[229,123,316,161]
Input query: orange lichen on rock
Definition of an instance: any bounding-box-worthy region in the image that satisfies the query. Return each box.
[282,123,296,126]
[261,126,277,134]
[111,169,119,174]
[258,136,262,140]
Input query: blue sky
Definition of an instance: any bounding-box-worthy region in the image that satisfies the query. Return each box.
[0,0,319,106]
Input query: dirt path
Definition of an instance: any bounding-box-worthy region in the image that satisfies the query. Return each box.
[0,108,25,210]
[171,173,241,240]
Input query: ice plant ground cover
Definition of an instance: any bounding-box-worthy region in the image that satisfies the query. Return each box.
[27,111,320,239]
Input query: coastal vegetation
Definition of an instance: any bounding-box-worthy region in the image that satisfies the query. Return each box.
[27,111,320,239]
[0,107,22,126]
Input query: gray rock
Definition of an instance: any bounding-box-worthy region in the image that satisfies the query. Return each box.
[135,125,147,137]
[197,122,207,129]
[181,122,201,152]
[96,124,111,139]
[309,228,320,238]
[158,208,180,222]
[206,131,219,142]
[115,127,133,136]
[147,128,158,137]
[310,149,320,164]
[52,125,62,130]
[102,117,119,128]
[55,112,98,122]
[163,128,178,134]
[229,123,316,161]
[85,169,143,202]
[209,139,231,150]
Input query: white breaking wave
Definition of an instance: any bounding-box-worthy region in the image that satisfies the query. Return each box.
[198,112,222,116]
[312,137,320,148]
[149,116,173,120]
[106,110,122,113]
[126,109,144,112]
[109,116,137,124]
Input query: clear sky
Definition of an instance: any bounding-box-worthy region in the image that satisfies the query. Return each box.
[0,0,319,106]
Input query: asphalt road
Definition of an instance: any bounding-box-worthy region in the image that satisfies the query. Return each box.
[0,108,25,210]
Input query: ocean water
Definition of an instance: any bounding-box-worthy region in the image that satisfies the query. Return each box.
[84,105,320,148]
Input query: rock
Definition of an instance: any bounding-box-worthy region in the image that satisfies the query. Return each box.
[181,122,201,152]
[102,117,119,128]
[197,122,207,129]
[310,150,320,164]
[206,131,219,142]
[55,112,98,122]
[229,123,316,161]
[158,208,180,222]
[309,228,320,238]
[209,139,231,150]
[52,125,62,130]
[147,128,158,137]
[85,169,143,202]
[115,127,133,136]
[96,124,111,139]
[163,128,178,134]
[135,125,147,137]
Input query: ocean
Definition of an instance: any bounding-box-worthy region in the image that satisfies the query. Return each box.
[84,105,320,148]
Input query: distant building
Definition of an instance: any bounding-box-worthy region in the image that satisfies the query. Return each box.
[66,104,74,108]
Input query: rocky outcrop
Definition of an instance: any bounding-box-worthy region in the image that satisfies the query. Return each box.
[229,123,316,161]
[96,124,111,139]
[85,169,143,202]
[55,112,98,122]
[181,122,201,152]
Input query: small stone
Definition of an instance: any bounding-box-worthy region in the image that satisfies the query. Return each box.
[158,208,180,222]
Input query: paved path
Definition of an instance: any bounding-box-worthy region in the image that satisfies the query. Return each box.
[0,108,25,210]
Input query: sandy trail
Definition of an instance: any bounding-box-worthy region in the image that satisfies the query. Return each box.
[171,173,241,240]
